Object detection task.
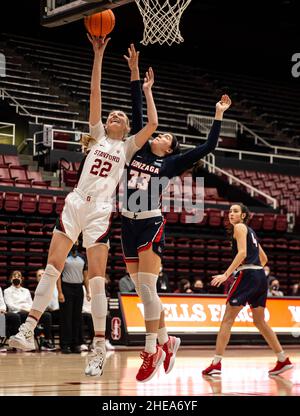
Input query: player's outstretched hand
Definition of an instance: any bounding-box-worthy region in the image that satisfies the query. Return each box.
[216,94,232,113]
[211,273,228,287]
[87,33,110,56]
[124,43,140,72]
[143,67,154,92]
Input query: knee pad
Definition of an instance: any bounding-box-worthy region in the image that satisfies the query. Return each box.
[139,272,161,321]
[32,264,60,313]
[90,276,107,332]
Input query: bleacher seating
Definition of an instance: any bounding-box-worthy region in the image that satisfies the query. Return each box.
[204,70,300,146]
[1,33,299,153]
[225,168,300,216]
[0,184,296,295]
[0,152,57,189]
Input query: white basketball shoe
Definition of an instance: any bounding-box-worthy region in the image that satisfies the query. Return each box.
[8,323,36,351]
[84,339,107,377]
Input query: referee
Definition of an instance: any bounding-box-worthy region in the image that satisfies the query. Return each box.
[57,245,89,353]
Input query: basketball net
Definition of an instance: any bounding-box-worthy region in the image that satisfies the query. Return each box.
[135,0,192,46]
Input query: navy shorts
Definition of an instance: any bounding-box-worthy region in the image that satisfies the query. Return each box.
[121,215,165,262]
[227,269,268,308]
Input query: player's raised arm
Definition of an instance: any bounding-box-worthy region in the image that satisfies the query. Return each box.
[124,43,140,82]
[125,44,143,135]
[168,95,232,177]
[134,67,158,147]
[87,34,110,126]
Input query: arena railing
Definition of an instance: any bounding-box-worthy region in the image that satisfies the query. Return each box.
[0,88,31,118]
[0,121,15,146]
[33,127,86,156]
[187,114,300,155]
[31,124,300,167]
[201,156,278,210]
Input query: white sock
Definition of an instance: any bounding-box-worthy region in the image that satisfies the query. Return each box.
[213,355,222,365]
[25,316,38,331]
[157,327,168,345]
[145,333,157,354]
[276,351,286,362]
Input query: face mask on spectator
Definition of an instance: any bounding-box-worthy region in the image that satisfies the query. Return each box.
[12,278,21,286]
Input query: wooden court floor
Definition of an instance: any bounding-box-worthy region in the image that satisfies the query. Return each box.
[0,347,299,396]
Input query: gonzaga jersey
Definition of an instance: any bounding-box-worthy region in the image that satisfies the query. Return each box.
[77,121,139,201]
[232,225,261,265]
[125,142,164,211]
[123,120,222,212]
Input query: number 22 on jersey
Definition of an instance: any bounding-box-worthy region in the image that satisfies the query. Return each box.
[90,159,112,177]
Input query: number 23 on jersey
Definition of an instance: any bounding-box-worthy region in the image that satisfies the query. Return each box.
[128,169,151,190]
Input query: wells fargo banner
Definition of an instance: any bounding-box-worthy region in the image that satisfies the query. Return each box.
[119,294,300,334]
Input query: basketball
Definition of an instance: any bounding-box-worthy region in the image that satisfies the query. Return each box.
[84,9,115,38]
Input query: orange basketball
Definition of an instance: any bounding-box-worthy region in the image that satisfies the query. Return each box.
[84,10,115,38]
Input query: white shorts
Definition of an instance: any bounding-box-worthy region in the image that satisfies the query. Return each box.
[54,190,113,249]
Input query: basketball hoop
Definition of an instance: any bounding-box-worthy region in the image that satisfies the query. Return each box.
[135,0,192,46]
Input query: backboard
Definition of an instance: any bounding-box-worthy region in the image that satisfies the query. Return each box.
[40,0,134,27]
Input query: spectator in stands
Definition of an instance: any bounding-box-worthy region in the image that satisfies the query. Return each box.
[264,266,276,285]
[268,278,284,297]
[192,278,206,294]
[0,286,20,352]
[288,282,300,297]
[4,271,55,351]
[174,279,193,294]
[119,272,136,293]
[57,245,89,353]
[156,267,170,293]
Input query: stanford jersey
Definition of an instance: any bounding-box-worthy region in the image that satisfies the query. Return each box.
[77,121,139,202]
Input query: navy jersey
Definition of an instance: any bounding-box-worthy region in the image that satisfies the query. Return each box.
[232,225,261,266]
[123,81,222,212]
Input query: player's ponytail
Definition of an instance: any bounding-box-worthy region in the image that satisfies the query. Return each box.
[239,203,251,224]
[80,134,97,153]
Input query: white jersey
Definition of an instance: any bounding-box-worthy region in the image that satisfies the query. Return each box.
[76,121,139,202]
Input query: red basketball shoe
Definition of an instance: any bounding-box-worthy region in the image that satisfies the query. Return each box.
[202,361,222,376]
[136,346,166,382]
[269,358,293,375]
[161,336,181,374]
